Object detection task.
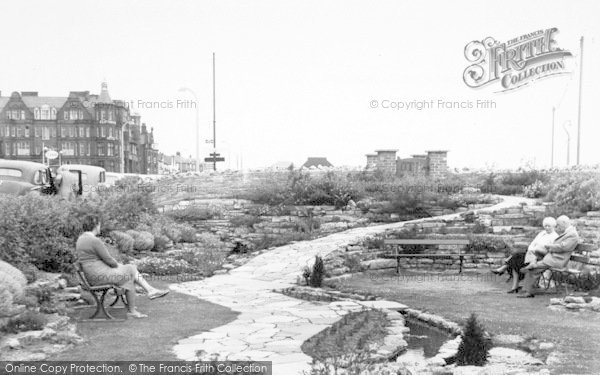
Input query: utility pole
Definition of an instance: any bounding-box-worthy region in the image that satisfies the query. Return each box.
[576,36,584,165]
[551,107,555,168]
[213,52,217,171]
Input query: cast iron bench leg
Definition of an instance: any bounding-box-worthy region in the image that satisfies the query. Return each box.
[459,255,463,274]
[89,289,116,320]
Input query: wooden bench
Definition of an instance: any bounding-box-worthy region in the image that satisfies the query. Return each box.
[381,239,472,273]
[75,262,129,321]
[543,250,600,294]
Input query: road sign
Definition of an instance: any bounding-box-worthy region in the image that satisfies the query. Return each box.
[45,150,59,160]
[205,157,225,162]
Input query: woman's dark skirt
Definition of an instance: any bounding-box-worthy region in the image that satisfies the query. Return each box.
[506,252,528,281]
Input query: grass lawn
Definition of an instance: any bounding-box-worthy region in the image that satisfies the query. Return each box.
[52,280,238,360]
[326,269,600,375]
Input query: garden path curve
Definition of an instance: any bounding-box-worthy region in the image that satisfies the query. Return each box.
[170,196,533,374]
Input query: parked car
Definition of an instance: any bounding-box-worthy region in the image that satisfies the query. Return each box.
[0,159,81,199]
[57,164,107,195]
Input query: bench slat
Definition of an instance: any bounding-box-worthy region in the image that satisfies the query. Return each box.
[384,239,470,245]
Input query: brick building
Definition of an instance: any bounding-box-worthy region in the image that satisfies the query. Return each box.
[0,83,158,174]
[365,149,448,178]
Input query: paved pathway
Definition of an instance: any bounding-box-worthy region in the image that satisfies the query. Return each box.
[170,196,531,374]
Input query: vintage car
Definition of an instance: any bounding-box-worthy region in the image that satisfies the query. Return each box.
[0,159,81,198]
[57,164,107,195]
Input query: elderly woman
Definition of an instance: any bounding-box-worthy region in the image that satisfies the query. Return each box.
[492,217,558,293]
[76,216,169,318]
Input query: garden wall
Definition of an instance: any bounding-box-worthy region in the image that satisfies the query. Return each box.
[323,203,600,276]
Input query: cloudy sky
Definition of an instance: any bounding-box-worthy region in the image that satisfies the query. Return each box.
[2,0,599,169]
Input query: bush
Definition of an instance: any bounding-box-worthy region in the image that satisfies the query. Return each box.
[309,256,325,287]
[13,263,38,284]
[466,235,512,255]
[167,206,220,221]
[0,194,76,273]
[126,230,155,252]
[546,173,600,215]
[523,180,547,198]
[135,257,197,276]
[1,310,47,334]
[0,260,27,302]
[456,313,491,366]
[229,214,262,228]
[110,231,135,254]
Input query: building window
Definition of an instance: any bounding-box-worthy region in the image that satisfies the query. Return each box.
[21,110,26,120]
[86,127,90,137]
[50,126,56,138]
[34,127,40,137]
[101,111,106,121]
[70,110,79,120]
[51,108,57,119]
[108,111,114,121]
[42,127,50,140]
[17,141,30,156]
[17,127,23,137]
[35,145,41,155]
[108,127,113,138]
[63,111,69,120]
[60,126,66,137]
[100,127,106,137]
[34,108,40,119]
[107,143,114,156]
[78,110,84,119]
[61,142,75,156]
[24,127,30,137]
[69,126,74,137]
[79,142,87,156]
[97,143,105,156]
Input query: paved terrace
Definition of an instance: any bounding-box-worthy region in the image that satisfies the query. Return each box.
[170,196,532,374]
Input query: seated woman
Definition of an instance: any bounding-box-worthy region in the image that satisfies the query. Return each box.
[492,217,558,293]
[76,215,169,318]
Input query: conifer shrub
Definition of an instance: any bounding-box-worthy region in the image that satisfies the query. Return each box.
[456,313,491,366]
[309,255,325,287]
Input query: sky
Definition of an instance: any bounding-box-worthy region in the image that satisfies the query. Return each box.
[1,0,599,170]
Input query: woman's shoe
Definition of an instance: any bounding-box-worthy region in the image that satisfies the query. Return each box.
[507,286,522,294]
[148,289,170,300]
[127,311,148,319]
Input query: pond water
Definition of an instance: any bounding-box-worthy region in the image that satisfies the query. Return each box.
[396,317,452,360]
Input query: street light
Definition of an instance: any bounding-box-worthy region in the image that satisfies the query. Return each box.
[178,87,200,173]
[562,121,572,166]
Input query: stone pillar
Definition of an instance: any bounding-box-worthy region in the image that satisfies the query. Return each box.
[365,154,378,170]
[375,150,398,174]
[426,150,448,178]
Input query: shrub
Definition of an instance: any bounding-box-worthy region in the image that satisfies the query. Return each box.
[0,260,27,302]
[456,313,491,366]
[546,173,600,215]
[1,310,47,334]
[126,230,155,252]
[229,214,262,228]
[110,231,135,254]
[135,257,196,276]
[466,235,511,255]
[309,256,325,287]
[13,263,38,284]
[523,180,547,198]
[167,206,220,221]
[0,194,76,273]
[343,255,364,273]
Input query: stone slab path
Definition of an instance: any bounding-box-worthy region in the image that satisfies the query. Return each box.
[170,196,531,374]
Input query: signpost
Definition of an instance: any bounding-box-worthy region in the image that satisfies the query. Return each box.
[204,152,225,163]
[45,150,59,160]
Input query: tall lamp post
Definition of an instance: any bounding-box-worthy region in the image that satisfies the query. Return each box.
[562,121,572,166]
[178,87,200,173]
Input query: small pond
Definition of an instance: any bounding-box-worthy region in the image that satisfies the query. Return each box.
[396,317,453,361]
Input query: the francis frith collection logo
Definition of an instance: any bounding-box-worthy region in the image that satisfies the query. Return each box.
[463,28,572,92]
